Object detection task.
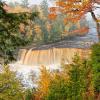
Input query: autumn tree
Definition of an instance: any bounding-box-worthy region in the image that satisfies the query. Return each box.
[49,0,100,41]
[33,0,66,44]
[37,66,51,99]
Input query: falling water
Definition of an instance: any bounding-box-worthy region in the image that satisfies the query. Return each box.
[17,48,90,67]
[9,44,92,88]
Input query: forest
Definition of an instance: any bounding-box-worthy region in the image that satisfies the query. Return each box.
[0,0,100,100]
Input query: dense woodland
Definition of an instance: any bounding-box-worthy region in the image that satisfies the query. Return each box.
[0,0,100,100]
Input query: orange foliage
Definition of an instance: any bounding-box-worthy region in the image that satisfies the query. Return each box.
[34,24,42,33]
[56,1,66,7]
[49,7,57,13]
[48,13,57,20]
[46,22,52,32]
[70,27,89,35]
[63,18,68,24]
[19,23,25,33]
[49,0,93,23]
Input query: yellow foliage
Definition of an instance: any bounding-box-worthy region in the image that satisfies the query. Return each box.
[97,19,100,22]
[34,24,42,33]
[37,66,51,98]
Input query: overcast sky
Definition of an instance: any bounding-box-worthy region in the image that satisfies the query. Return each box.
[2,0,52,5]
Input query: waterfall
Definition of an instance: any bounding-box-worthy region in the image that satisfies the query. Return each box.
[9,47,90,88]
[18,48,90,67]
[17,49,27,64]
[23,49,33,65]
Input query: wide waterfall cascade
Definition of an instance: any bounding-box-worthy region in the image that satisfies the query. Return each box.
[9,47,90,88]
[17,48,90,67]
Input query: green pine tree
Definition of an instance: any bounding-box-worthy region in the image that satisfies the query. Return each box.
[0,66,24,100]
[45,55,94,100]
[0,1,37,64]
[91,43,100,97]
[40,0,48,18]
[67,56,86,100]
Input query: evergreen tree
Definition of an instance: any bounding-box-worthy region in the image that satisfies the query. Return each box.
[45,72,69,100]
[41,0,48,18]
[91,43,100,98]
[21,0,29,8]
[82,60,94,100]
[25,89,35,100]
[66,56,86,100]
[0,66,24,100]
[45,55,94,100]
[0,1,37,63]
